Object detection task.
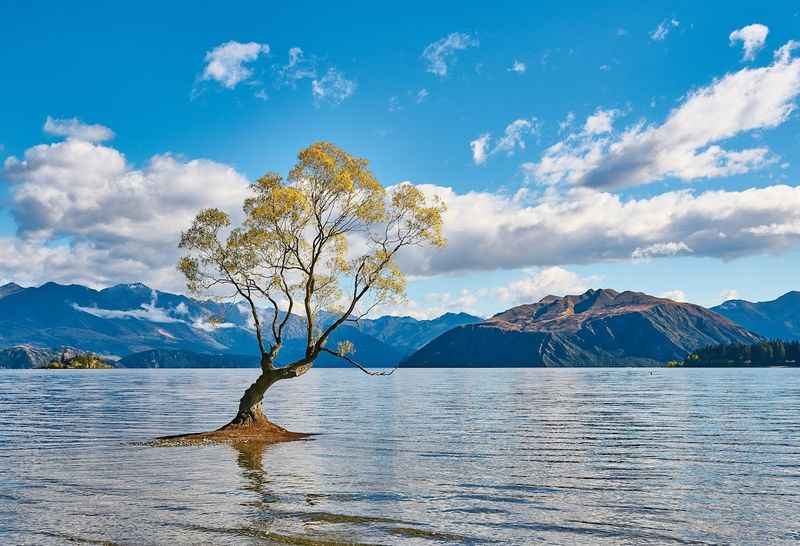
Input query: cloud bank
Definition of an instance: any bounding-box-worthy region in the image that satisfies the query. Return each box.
[526,42,800,189]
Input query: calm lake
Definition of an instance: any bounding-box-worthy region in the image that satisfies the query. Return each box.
[1,368,799,545]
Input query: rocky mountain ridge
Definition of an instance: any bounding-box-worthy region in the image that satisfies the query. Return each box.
[403,289,762,367]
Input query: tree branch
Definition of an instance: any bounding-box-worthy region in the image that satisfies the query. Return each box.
[320,347,398,376]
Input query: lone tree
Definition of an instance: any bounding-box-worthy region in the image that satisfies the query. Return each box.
[178,142,445,439]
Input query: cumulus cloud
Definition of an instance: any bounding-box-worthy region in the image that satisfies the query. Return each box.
[631,241,692,260]
[43,116,114,143]
[660,290,687,302]
[1,131,251,290]
[380,266,598,318]
[470,118,538,165]
[422,32,479,77]
[650,19,680,41]
[469,134,491,165]
[730,24,769,61]
[526,43,800,189]
[509,60,526,74]
[275,47,317,87]
[493,267,598,306]
[201,40,269,89]
[583,109,618,135]
[311,68,356,105]
[6,125,800,293]
[392,183,800,276]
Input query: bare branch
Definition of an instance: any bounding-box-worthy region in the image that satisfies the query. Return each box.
[320,347,398,376]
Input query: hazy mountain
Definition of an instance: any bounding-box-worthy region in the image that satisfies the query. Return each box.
[0,282,24,299]
[118,349,259,368]
[712,292,800,340]
[403,289,762,367]
[0,282,401,366]
[0,345,80,369]
[354,312,483,357]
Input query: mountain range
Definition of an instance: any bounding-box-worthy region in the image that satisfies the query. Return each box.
[0,282,478,368]
[712,292,800,340]
[1,281,797,368]
[403,289,762,367]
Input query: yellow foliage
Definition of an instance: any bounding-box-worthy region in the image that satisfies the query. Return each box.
[177,142,446,357]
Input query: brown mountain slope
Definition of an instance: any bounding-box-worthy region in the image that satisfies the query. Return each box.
[402,289,762,367]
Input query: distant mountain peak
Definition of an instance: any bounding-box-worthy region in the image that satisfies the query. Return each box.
[104,282,152,292]
[713,290,800,340]
[0,282,25,299]
[405,288,761,367]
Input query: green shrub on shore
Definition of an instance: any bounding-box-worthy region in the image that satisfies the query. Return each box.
[45,353,112,369]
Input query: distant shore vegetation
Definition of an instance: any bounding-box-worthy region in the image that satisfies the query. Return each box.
[45,353,113,369]
[670,340,800,368]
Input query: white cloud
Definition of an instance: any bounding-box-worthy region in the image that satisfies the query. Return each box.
[311,68,356,105]
[275,47,317,87]
[631,241,692,260]
[730,24,769,61]
[509,60,526,74]
[495,119,538,155]
[720,289,740,302]
[380,288,482,320]
[7,126,800,294]
[559,112,576,133]
[73,291,181,324]
[469,134,491,165]
[201,41,269,89]
[583,108,618,135]
[470,118,538,165]
[1,132,251,290]
[73,292,236,331]
[422,32,479,77]
[660,290,687,302]
[527,43,800,189]
[493,267,598,306]
[393,183,800,276]
[650,19,680,41]
[416,88,429,103]
[43,116,114,143]
[381,266,598,318]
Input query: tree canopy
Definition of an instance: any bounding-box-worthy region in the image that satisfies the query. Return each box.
[178,141,446,376]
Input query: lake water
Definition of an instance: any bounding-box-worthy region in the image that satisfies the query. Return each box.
[1,368,799,545]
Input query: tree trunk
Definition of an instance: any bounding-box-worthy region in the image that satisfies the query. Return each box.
[219,354,283,431]
[225,370,278,427]
[214,355,314,438]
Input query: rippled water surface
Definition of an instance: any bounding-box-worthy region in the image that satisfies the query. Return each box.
[1,368,799,545]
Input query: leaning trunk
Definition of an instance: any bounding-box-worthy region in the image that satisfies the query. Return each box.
[225,370,279,427]
[219,355,288,433]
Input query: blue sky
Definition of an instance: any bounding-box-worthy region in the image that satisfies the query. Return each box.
[1,1,800,317]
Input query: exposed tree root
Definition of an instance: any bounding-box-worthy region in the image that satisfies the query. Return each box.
[148,415,313,448]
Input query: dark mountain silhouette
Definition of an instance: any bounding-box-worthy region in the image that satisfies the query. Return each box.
[712,292,800,340]
[403,289,762,367]
[118,349,259,368]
